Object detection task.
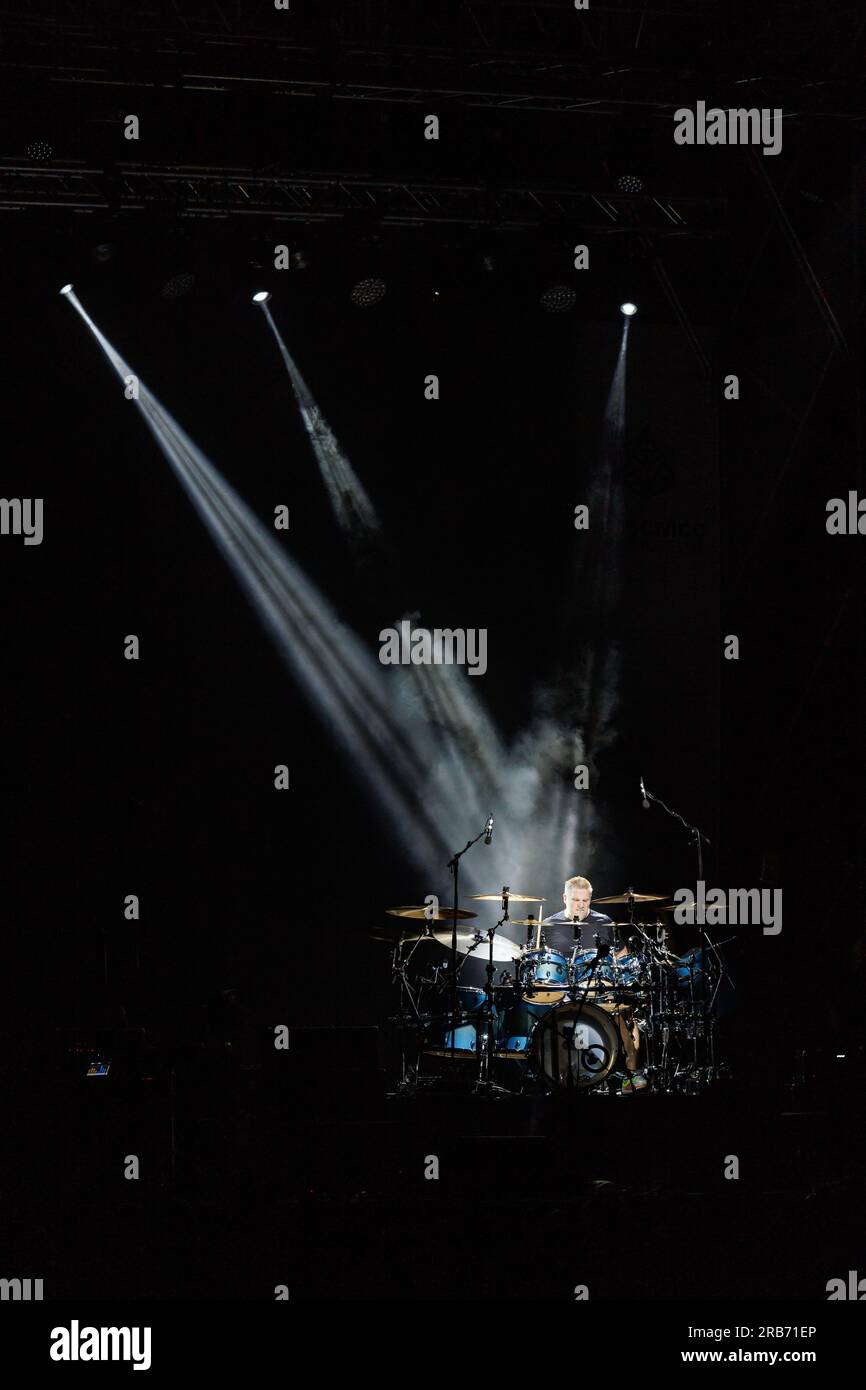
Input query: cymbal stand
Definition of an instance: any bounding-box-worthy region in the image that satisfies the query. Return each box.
[389,930,426,1095]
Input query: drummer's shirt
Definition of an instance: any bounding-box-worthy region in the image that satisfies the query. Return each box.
[540,909,614,957]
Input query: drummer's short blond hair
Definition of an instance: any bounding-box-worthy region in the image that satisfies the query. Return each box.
[564,875,592,893]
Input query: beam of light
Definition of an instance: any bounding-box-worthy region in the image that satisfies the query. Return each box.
[581,313,628,744]
[544,315,631,887]
[62,289,608,916]
[257,300,380,540]
[61,289,557,897]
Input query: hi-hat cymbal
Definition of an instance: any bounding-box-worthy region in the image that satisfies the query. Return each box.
[470,893,545,903]
[593,891,669,905]
[385,905,478,921]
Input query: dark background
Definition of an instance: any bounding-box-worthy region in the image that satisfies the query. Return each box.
[0,0,863,1300]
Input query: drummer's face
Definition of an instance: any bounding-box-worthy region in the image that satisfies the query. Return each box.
[564,886,591,920]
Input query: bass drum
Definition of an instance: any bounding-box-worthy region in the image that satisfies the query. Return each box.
[532,1000,621,1091]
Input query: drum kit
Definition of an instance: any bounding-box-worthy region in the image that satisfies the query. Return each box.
[376,888,732,1097]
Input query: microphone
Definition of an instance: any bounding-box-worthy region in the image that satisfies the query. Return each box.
[484,814,494,845]
[640,775,650,810]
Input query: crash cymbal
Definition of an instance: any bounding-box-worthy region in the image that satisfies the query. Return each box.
[510,916,545,927]
[457,930,522,960]
[385,905,478,921]
[469,893,546,903]
[593,891,669,905]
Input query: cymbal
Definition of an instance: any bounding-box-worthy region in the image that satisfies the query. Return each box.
[371,926,521,960]
[457,930,522,960]
[470,892,546,903]
[427,929,523,961]
[370,923,446,942]
[385,905,478,921]
[510,917,545,927]
[658,903,703,920]
[593,891,669,905]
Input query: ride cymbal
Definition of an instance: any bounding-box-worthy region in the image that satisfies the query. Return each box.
[385,905,478,921]
[593,891,669,905]
[469,893,546,903]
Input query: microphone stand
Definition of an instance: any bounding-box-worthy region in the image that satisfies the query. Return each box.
[565,930,611,1093]
[641,780,715,1085]
[475,887,512,1097]
[446,819,492,1066]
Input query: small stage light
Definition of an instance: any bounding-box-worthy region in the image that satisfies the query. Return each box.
[59,283,73,295]
[540,284,577,313]
[350,277,387,308]
[616,174,644,194]
[620,301,638,316]
[252,290,271,304]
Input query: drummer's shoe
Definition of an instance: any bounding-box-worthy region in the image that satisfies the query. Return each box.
[621,1070,648,1093]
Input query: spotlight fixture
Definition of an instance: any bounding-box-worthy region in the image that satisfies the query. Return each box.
[350,277,387,308]
[620,301,638,316]
[27,139,52,162]
[616,174,644,194]
[59,283,73,296]
[252,290,271,304]
[92,243,114,264]
[540,284,577,313]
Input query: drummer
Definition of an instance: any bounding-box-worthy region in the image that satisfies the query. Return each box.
[541,875,614,954]
[542,875,647,1092]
